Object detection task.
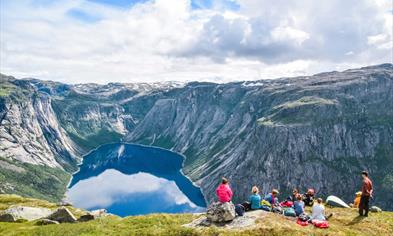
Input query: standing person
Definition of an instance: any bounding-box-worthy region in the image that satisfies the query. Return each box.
[359,171,373,217]
[216,177,233,203]
[249,186,262,210]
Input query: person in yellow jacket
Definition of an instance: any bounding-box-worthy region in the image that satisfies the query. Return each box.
[350,191,362,208]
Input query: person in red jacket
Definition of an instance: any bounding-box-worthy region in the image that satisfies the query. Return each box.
[359,171,373,217]
[216,177,233,203]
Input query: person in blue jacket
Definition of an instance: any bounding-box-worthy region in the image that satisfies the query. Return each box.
[264,189,279,206]
[293,194,305,216]
[249,186,261,210]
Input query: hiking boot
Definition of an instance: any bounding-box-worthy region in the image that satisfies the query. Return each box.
[326,213,333,220]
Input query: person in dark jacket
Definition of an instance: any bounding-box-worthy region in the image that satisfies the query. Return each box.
[359,171,373,217]
[303,188,315,206]
[289,188,299,202]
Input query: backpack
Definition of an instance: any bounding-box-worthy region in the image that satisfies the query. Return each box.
[260,205,271,212]
[283,207,296,217]
[235,204,245,216]
[296,218,309,226]
[298,213,309,222]
[241,201,251,211]
[261,200,271,207]
[280,200,293,208]
[272,206,283,214]
[312,220,329,228]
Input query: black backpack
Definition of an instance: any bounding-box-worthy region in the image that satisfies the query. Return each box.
[241,201,251,211]
[298,213,310,222]
[235,204,245,216]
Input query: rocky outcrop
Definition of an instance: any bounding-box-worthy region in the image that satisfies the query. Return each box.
[47,207,77,223]
[206,202,236,222]
[0,206,52,222]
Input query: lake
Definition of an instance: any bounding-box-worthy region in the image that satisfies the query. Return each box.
[66,143,206,216]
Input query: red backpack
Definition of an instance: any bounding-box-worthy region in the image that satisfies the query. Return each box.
[296,218,309,226]
[312,220,329,228]
[280,200,293,208]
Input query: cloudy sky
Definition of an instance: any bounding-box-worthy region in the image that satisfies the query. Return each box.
[1,0,392,84]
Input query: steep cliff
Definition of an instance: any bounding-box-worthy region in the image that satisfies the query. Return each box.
[0,64,392,209]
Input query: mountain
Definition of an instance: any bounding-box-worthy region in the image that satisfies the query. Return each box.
[0,64,392,209]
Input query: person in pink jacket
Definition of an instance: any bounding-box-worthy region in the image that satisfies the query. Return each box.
[216,177,233,203]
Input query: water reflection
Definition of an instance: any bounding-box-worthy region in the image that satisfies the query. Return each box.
[67,143,206,216]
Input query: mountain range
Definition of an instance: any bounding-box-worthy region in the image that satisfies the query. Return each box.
[0,64,392,210]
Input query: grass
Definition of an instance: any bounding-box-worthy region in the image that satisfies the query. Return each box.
[0,83,16,97]
[273,96,337,110]
[0,195,392,236]
[0,157,70,203]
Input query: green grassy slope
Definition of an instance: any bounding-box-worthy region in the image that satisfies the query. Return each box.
[0,195,392,236]
[0,158,70,202]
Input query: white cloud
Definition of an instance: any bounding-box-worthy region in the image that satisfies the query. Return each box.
[67,169,199,210]
[0,0,392,84]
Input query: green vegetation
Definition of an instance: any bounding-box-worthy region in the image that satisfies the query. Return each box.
[0,158,70,202]
[0,195,392,235]
[0,82,16,97]
[274,96,337,110]
[67,129,123,151]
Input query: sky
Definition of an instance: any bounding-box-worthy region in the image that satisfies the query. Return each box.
[0,0,392,84]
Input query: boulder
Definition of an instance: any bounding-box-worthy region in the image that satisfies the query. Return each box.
[206,202,236,223]
[0,213,17,222]
[1,206,52,221]
[35,219,60,225]
[47,207,77,223]
[90,209,108,218]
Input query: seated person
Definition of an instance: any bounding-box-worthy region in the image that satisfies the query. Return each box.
[264,189,279,206]
[216,177,233,203]
[303,188,315,206]
[288,188,299,202]
[293,194,305,216]
[249,186,261,210]
[350,191,362,208]
[311,198,333,220]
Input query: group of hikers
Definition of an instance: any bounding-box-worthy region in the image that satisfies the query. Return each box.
[215,170,373,226]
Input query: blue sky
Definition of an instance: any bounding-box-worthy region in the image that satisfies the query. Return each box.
[0,0,392,84]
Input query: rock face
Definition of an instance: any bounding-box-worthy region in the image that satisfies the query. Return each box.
[0,206,52,222]
[1,64,393,210]
[47,207,77,223]
[207,202,236,222]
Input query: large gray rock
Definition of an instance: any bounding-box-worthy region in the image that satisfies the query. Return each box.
[1,206,52,221]
[206,202,236,222]
[47,207,77,223]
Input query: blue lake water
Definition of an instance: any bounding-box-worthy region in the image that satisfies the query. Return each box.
[66,143,206,216]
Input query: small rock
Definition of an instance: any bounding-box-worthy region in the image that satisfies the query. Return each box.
[36,219,60,225]
[90,209,108,218]
[47,207,77,223]
[206,202,236,223]
[78,214,95,222]
[0,213,17,222]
